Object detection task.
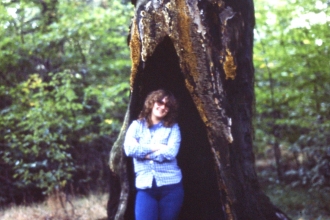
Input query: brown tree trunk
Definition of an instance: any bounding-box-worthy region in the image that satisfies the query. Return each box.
[108,0,290,219]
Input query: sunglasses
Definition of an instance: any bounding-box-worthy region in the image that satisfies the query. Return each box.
[155,100,170,108]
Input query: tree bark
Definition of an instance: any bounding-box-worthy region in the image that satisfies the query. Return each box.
[108,0,290,219]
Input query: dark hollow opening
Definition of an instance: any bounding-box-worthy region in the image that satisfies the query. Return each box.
[129,36,224,220]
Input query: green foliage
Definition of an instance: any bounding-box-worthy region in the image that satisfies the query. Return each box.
[263,183,330,219]
[254,0,330,191]
[0,0,133,204]
[0,0,133,83]
[1,72,128,193]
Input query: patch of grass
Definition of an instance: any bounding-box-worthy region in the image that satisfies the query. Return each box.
[0,192,108,220]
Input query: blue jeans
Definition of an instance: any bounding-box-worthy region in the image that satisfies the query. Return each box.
[135,179,184,220]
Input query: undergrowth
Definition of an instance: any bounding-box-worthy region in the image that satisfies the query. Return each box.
[262,183,330,220]
[257,157,330,220]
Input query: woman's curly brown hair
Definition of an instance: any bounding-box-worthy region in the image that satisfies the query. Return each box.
[138,89,178,128]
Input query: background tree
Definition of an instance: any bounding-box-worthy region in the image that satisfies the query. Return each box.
[108,0,289,219]
[255,0,330,183]
[253,0,330,216]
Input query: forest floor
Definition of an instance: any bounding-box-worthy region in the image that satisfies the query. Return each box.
[0,193,108,220]
[1,185,329,220]
[1,167,330,219]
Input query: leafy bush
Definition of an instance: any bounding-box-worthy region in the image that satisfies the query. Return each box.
[0,72,129,204]
[0,0,133,205]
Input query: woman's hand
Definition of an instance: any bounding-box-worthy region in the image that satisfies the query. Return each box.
[151,144,166,152]
[145,144,167,159]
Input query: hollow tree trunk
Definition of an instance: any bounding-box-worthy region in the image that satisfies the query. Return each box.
[108,0,290,219]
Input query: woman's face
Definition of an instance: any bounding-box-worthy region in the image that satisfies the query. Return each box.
[151,96,169,120]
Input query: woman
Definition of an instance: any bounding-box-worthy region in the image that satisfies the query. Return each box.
[124,89,184,220]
